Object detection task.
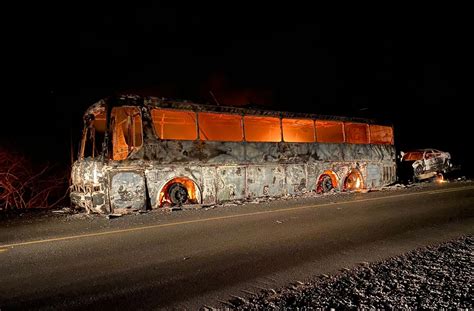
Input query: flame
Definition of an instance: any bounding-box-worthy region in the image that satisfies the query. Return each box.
[435,174,447,183]
[344,170,363,191]
[159,177,198,207]
[355,177,361,189]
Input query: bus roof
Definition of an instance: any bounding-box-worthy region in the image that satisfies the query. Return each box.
[85,94,392,126]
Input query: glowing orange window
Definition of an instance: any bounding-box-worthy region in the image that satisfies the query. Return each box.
[315,120,344,143]
[111,106,143,161]
[244,116,281,142]
[151,109,197,140]
[282,118,315,142]
[345,122,369,144]
[403,152,423,161]
[92,110,107,133]
[369,125,393,144]
[198,113,243,141]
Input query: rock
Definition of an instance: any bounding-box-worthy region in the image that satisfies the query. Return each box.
[228,236,473,309]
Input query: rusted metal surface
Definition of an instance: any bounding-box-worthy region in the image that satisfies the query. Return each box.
[70,158,109,214]
[109,171,146,212]
[71,95,397,214]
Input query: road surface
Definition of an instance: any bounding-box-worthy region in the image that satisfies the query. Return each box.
[1,182,473,309]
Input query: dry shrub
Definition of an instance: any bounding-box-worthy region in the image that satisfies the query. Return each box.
[0,148,68,211]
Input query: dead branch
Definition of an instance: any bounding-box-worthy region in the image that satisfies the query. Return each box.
[0,148,69,211]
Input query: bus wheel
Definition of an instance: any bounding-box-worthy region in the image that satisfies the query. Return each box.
[317,174,334,193]
[168,183,188,205]
[344,170,363,191]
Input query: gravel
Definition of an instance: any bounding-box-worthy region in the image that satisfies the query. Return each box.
[230,235,473,310]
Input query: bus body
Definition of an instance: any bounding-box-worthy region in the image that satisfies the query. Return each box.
[70,95,396,214]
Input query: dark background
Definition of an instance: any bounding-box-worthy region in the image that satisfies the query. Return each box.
[2,4,472,176]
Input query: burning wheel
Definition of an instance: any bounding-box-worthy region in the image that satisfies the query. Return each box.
[317,175,334,193]
[168,183,188,205]
[344,170,362,191]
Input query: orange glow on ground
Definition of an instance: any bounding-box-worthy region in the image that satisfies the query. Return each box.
[435,174,447,183]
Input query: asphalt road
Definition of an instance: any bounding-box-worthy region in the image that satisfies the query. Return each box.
[1,182,473,310]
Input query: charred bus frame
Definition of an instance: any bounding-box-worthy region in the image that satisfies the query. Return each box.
[70,95,396,214]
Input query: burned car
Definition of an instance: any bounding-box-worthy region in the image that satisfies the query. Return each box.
[399,149,452,182]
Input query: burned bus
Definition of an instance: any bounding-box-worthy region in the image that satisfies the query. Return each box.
[70,94,396,214]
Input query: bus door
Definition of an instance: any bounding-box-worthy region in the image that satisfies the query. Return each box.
[108,106,147,212]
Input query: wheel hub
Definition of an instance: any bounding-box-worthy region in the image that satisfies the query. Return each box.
[168,183,188,205]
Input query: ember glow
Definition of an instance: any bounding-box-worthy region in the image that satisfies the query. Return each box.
[344,170,364,191]
[435,174,447,183]
[355,177,361,189]
[159,177,200,206]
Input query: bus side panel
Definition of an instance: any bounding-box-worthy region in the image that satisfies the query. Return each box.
[285,164,307,194]
[109,171,146,212]
[367,144,385,161]
[343,144,373,162]
[377,144,397,185]
[246,165,286,197]
[280,143,318,163]
[306,164,319,192]
[205,142,246,164]
[367,162,398,188]
[216,166,246,202]
[366,163,382,188]
[144,168,160,208]
[382,163,397,185]
[143,141,246,165]
[246,143,280,163]
[315,144,344,161]
[380,144,396,161]
[202,166,217,205]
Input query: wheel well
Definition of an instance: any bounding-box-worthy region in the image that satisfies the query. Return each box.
[343,169,364,191]
[158,177,202,207]
[316,170,339,193]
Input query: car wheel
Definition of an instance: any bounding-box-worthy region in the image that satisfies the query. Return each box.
[414,165,424,176]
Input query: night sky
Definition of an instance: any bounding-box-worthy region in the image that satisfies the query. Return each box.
[3,4,472,175]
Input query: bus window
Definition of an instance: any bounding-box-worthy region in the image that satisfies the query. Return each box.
[282,118,315,142]
[369,125,393,144]
[344,122,369,144]
[315,120,344,143]
[151,108,197,140]
[80,110,107,160]
[92,111,106,133]
[112,107,143,161]
[198,113,243,141]
[244,116,281,142]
